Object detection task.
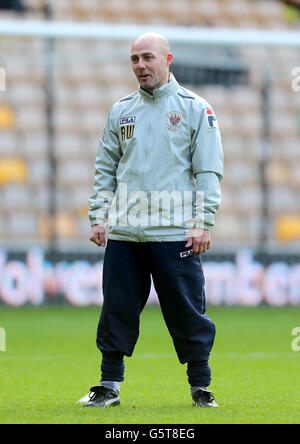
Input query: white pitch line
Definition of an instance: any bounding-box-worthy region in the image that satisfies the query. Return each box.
[134,352,298,359]
[0,355,55,361]
[213,352,298,359]
[0,352,298,361]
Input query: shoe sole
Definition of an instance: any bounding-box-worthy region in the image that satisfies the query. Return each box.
[193,402,219,408]
[83,398,121,408]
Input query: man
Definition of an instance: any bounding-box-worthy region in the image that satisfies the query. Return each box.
[79,33,223,408]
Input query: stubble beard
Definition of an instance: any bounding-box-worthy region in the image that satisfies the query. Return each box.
[139,73,168,95]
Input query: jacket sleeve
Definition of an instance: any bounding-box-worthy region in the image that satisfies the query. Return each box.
[190,105,224,230]
[88,107,122,226]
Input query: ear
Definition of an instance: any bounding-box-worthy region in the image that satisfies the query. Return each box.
[167,53,173,67]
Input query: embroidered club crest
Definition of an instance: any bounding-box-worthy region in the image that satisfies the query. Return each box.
[166,111,184,131]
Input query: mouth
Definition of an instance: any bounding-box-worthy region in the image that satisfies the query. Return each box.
[139,74,151,81]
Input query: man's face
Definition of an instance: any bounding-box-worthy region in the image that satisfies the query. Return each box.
[131,37,172,94]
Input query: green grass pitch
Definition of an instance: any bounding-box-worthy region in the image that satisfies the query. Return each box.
[0,305,299,424]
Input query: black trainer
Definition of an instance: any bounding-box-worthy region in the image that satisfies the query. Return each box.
[192,388,219,408]
[82,385,120,408]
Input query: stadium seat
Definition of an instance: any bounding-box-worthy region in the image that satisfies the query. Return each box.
[38,211,77,239]
[235,186,263,213]
[279,138,300,160]
[276,214,300,241]
[22,133,48,159]
[8,212,39,237]
[55,211,78,237]
[251,0,285,28]
[56,160,94,186]
[225,161,259,186]
[73,187,93,209]
[0,105,14,129]
[16,107,46,131]
[192,0,220,23]
[8,82,45,106]
[270,186,297,212]
[267,160,291,186]
[27,160,50,186]
[53,107,76,132]
[228,86,260,113]
[221,0,251,26]
[0,131,16,156]
[272,111,299,138]
[1,183,31,208]
[77,214,90,237]
[54,133,82,159]
[213,213,246,243]
[0,158,27,185]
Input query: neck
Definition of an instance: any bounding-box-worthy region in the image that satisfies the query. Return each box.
[141,73,170,96]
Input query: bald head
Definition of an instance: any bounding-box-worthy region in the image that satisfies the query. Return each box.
[131,32,171,58]
[131,33,173,95]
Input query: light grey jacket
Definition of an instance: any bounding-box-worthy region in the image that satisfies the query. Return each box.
[89,74,223,242]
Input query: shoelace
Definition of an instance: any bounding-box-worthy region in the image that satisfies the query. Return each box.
[88,386,107,401]
[196,389,215,403]
[207,392,215,403]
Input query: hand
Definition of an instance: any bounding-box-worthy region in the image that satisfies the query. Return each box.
[89,224,106,247]
[185,228,211,255]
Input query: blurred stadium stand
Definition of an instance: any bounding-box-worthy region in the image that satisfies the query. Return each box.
[0,0,300,256]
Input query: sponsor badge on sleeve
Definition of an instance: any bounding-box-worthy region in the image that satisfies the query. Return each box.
[206,109,218,129]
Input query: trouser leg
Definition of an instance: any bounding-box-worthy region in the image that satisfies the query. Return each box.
[101,351,125,383]
[187,360,212,387]
[150,241,216,385]
[97,240,151,361]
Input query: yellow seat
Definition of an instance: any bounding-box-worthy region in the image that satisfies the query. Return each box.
[0,158,27,185]
[276,215,300,241]
[0,106,14,129]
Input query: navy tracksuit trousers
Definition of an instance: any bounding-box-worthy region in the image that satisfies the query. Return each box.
[96,240,216,387]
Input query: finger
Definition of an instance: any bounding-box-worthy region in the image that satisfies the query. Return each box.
[90,238,99,246]
[98,233,106,247]
[196,242,206,255]
[202,241,210,253]
[192,242,200,255]
[202,241,208,252]
[185,238,193,248]
[90,235,102,246]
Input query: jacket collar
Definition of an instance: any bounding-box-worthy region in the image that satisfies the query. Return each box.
[139,73,179,100]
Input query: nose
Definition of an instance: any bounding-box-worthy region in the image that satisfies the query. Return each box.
[136,58,146,70]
